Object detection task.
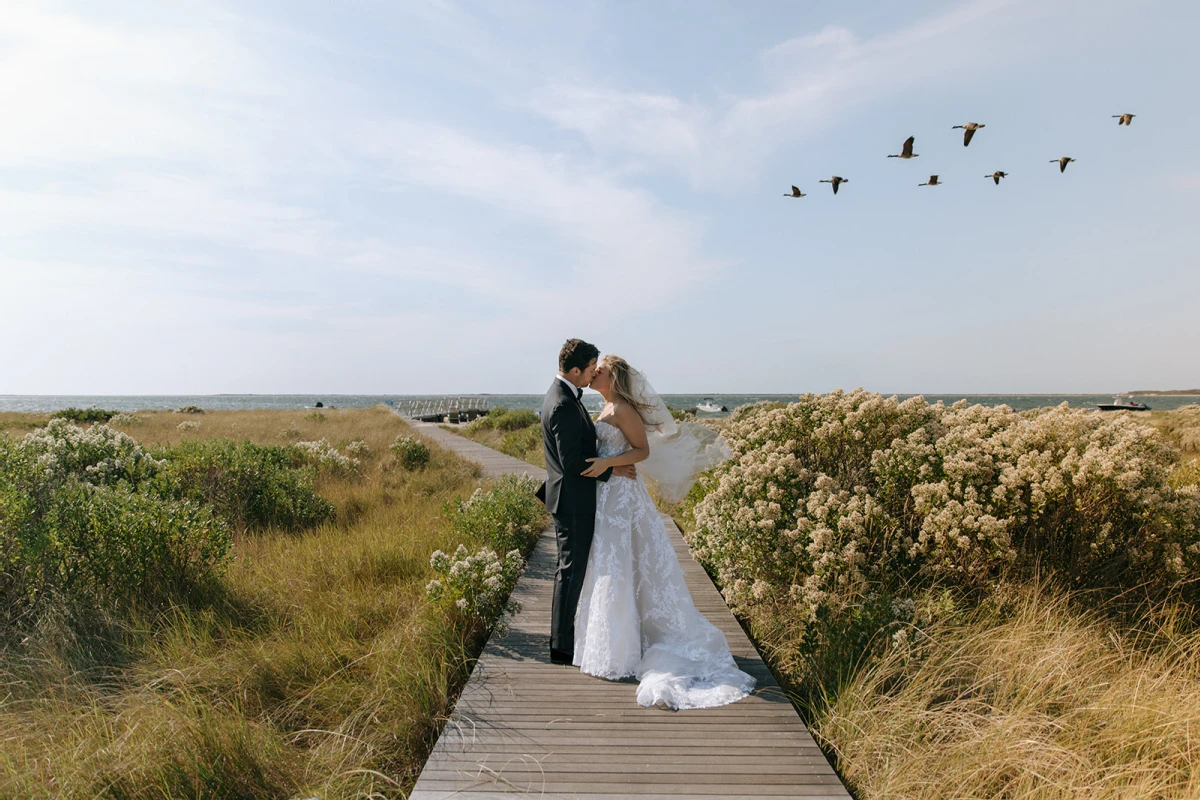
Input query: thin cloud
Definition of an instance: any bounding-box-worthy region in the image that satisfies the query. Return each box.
[529,0,1062,186]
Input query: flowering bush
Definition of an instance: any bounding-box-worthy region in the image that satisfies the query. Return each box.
[390,435,431,471]
[20,418,164,490]
[426,544,525,634]
[345,439,371,458]
[110,412,142,426]
[293,438,360,477]
[449,473,547,556]
[690,391,1200,633]
[177,420,201,433]
[0,425,230,622]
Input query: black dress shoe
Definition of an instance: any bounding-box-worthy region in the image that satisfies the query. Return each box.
[549,647,573,665]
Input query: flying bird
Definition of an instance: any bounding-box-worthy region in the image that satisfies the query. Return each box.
[888,136,919,159]
[986,171,1008,185]
[784,185,806,198]
[1113,113,1136,126]
[1050,157,1076,173]
[819,176,849,194]
[918,175,942,186]
[952,122,985,146]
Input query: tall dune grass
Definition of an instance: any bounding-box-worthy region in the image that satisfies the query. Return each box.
[815,583,1200,799]
[0,406,525,799]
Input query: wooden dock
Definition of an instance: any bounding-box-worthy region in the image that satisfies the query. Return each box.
[406,420,851,800]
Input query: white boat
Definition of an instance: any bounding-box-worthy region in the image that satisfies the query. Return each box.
[695,397,729,414]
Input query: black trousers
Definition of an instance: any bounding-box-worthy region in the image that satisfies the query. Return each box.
[550,510,595,654]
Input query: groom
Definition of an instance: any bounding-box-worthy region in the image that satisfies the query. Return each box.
[539,338,636,665]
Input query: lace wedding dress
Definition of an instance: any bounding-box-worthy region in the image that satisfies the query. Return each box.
[572,420,755,709]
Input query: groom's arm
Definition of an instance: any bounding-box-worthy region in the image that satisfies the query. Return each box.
[550,404,612,483]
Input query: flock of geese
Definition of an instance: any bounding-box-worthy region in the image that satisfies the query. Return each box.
[784,113,1136,198]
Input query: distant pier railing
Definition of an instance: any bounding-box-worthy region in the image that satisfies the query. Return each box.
[393,397,491,424]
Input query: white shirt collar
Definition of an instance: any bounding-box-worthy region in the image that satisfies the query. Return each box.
[556,375,580,395]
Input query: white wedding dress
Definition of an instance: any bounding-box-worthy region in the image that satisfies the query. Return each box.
[572,420,755,709]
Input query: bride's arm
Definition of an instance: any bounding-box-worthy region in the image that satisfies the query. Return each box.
[580,403,649,476]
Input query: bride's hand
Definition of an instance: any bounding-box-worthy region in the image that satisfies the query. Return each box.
[581,457,610,477]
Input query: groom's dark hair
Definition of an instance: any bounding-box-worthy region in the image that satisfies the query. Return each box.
[559,338,600,374]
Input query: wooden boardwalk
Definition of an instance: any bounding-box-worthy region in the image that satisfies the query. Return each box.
[407,421,851,800]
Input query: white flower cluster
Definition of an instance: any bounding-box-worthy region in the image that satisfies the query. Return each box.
[344,439,371,458]
[427,544,525,633]
[690,390,1200,625]
[21,418,164,486]
[177,420,201,433]
[293,438,360,476]
[110,412,142,426]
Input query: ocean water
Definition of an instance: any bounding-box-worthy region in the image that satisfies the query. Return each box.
[2,393,1197,415]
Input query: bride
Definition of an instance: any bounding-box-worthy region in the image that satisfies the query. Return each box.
[575,355,754,710]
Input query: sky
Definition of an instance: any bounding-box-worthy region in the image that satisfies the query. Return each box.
[2,0,1198,395]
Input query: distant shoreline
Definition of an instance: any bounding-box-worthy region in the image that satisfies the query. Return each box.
[1130,391,1200,396]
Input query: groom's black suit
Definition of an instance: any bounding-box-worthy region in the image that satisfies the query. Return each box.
[540,378,612,656]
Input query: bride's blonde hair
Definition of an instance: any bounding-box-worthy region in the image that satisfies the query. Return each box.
[602,355,658,426]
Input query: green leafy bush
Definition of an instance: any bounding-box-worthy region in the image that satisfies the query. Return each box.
[50,407,118,423]
[0,427,231,623]
[390,435,431,471]
[38,482,230,610]
[174,405,205,414]
[448,473,546,556]
[154,439,334,533]
[499,425,542,461]
[467,407,539,433]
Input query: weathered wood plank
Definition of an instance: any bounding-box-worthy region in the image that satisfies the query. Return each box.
[404,419,849,800]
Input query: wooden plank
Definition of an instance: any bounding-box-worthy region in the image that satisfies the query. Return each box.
[403,419,850,800]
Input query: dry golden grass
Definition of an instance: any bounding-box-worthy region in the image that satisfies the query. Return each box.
[814,584,1200,799]
[0,406,495,799]
[1146,405,1200,464]
[0,411,48,434]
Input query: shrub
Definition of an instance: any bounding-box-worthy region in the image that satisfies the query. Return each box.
[279,425,301,441]
[177,420,201,433]
[174,406,205,414]
[344,439,371,458]
[390,435,431,471]
[690,391,1200,639]
[426,544,525,634]
[110,412,142,426]
[50,407,117,423]
[467,407,539,433]
[305,411,325,423]
[449,473,546,556]
[37,482,230,611]
[154,439,334,533]
[669,406,696,422]
[19,418,164,491]
[292,438,359,477]
[0,428,231,622]
[499,425,542,461]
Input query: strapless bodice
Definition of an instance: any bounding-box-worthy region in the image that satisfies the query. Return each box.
[595,420,629,459]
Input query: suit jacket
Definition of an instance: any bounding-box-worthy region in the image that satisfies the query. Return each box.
[538,378,611,515]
